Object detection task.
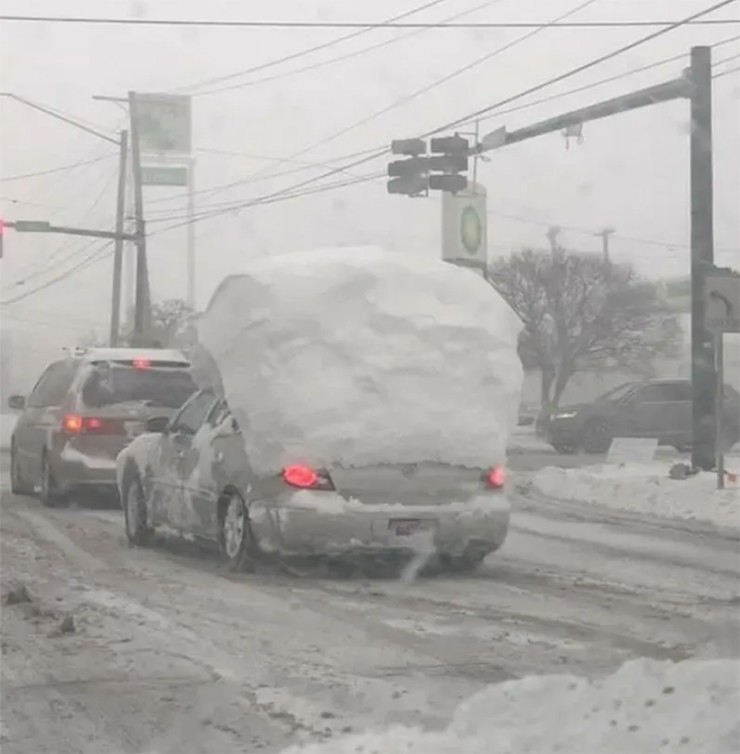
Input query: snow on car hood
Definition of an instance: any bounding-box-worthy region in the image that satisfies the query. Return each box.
[192,246,523,475]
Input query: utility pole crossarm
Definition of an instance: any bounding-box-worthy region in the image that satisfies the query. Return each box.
[6,220,138,242]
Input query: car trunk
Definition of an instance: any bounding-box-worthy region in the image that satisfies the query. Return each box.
[328,463,495,506]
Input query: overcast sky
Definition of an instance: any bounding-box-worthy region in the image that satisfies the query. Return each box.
[1,0,739,347]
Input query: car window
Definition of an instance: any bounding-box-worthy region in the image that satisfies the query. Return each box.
[81,363,197,409]
[27,360,79,408]
[597,383,636,403]
[634,383,690,403]
[206,399,240,432]
[171,390,216,435]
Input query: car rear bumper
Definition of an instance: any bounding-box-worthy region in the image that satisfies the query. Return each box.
[248,493,510,558]
[54,443,119,491]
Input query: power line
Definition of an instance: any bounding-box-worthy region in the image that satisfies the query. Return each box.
[177,0,455,94]
[476,35,740,124]
[0,241,113,305]
[0,153,116,182]
[428,0,739,134]
[713,63,740,77]
[298,0,601,157]
[188,0,508,97]
[1,14,738,29]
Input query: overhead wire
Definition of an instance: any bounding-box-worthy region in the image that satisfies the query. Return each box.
[427,0,739,134]
[176,0,455,94]
[0,153,116,182]
[0,240,114,305]
[189,0,509,97]
[1,14,738,29]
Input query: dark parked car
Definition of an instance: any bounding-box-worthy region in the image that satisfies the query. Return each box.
[9,348,197,506]
[547,379,740,454]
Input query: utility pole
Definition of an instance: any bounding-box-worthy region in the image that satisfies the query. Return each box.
[473,46,717,469]
[186,157,196,308]
[546,226,561,256]
[596,227,615,264]
[688,46,716,471]
[127,91,151,343]
[109,130,129,346]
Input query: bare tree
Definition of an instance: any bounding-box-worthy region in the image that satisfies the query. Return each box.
[490,249,680,423]
[122,299,195,348]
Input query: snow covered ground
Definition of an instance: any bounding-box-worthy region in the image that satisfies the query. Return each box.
[281,657,740,754]
[532,462,740,530]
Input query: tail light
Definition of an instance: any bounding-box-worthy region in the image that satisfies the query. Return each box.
[483,466,506,490]
[62,414,125,435]
[282,465,334,491]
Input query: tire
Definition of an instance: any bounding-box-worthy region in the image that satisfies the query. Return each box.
[219,494,256,572]
[10,441,32,496]
[443,552,487,574]
[39,452,65,508]
[552,442,578,455]
[582,420,613,454]
[123,475,153,547]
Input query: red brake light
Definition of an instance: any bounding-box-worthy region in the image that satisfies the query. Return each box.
[283,465,319,489]
[62,414,83,433]
[132,358,151,369]
[62,414,124,435]
[485,466,506,489]
[282,465,334,490]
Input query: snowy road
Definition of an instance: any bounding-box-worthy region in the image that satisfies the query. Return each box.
[1,467,738,753]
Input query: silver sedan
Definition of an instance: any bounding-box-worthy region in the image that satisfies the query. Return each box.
[117,388,510,573]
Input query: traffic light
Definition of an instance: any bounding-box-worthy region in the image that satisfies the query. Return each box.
[429,134,469,194]
[387,138,429,196]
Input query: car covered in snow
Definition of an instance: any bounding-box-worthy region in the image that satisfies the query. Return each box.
[116,247,524,573]
[8,347,198,505]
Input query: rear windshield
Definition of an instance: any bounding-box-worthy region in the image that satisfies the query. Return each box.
[81,362,198,409]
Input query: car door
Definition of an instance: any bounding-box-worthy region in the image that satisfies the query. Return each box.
[627,383,686,442]
[149,390,216,532]
[179,399,236,539]
[16,360,78,485]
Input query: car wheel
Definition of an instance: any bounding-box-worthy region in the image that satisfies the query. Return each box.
[582,420,613,454]
[443,552,487,574]
[552,442,578,455]
[10,441,31,496]
[219,494,256,572]
[39,453,65,508]
[123,476,153,547]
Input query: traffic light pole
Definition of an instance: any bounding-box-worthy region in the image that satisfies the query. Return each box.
[474,45,716,469]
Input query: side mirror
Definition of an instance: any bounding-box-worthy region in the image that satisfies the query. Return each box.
[212,416,239,438]
[146,416,170,433]
[8,395,25,411]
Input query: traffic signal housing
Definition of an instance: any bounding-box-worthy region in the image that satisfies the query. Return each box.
[387,139,429,196]
[429,134,469,194]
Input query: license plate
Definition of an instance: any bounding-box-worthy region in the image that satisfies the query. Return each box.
[387,519,436,551]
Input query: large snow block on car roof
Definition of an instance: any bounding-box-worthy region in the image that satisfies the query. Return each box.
[193,247,523,475]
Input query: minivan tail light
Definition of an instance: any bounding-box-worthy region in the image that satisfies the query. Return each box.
[62,414,125,435]
[484,466,506,490]
[282,465,334,490]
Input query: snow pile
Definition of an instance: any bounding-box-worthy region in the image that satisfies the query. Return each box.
[193,247,523,475]
[282,658,739,754]
[532,463,740,529]
[0,415,17,451]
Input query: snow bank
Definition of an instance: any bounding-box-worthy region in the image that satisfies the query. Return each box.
[0,414,17,451]
[282,658,739,754]
[193,247,523,475]
[532,463,740,530]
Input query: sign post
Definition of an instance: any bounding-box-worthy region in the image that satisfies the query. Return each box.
[704,271,740,489]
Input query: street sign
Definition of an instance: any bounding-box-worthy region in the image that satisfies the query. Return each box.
[480,126,507,151]
[141,165,188,187]
[442,182,487,267]
[705,273,740,333]
[13,220,51,232]
[132,92,192,155]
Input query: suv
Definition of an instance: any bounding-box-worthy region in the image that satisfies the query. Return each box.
[547,379,740,454]
[8,348,198,506]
